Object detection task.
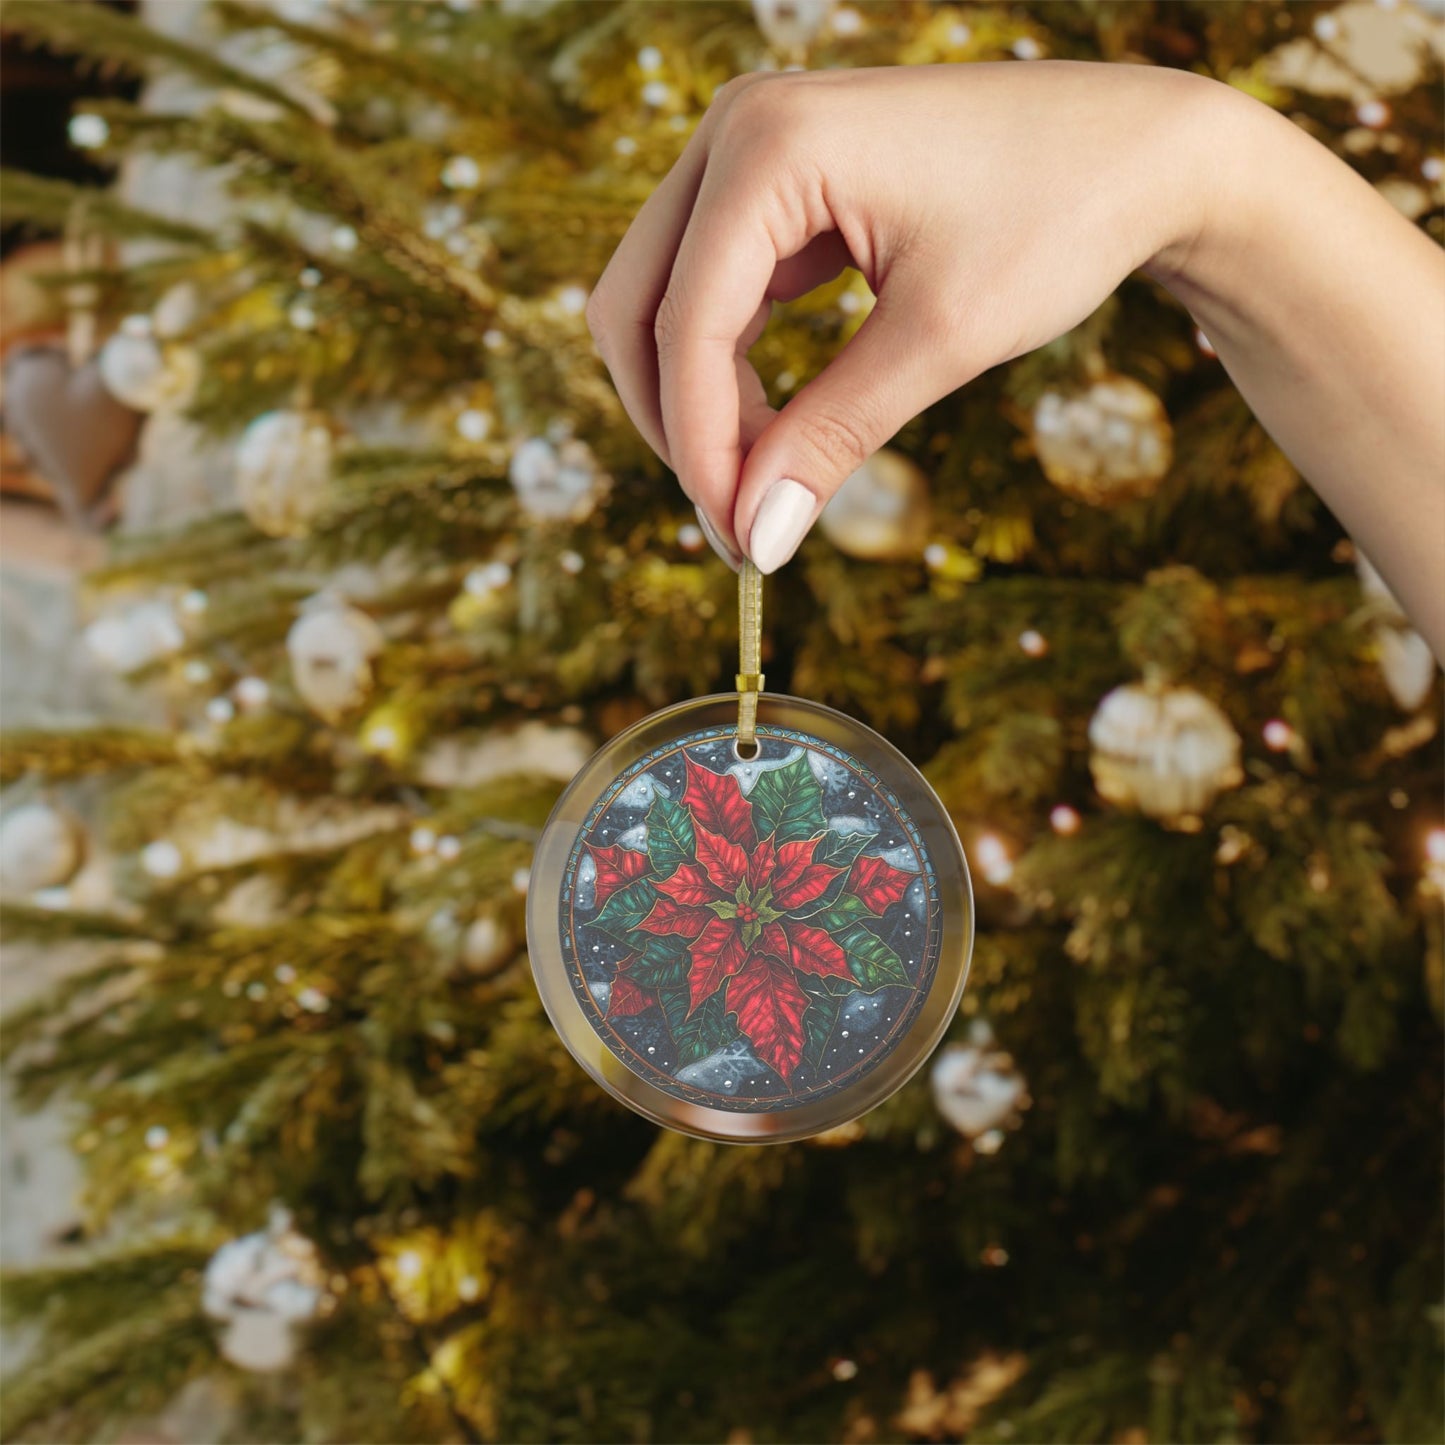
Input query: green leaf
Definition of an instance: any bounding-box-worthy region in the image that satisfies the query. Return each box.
[838,924,910,990]
[593,878,657,940]
[801,987,842,1072]
[626,932,691,989]
[817,830,874,869]
[799,894,875,931]
[646,793,696,877]
[749,755,827,844]
[659,985,731,1065]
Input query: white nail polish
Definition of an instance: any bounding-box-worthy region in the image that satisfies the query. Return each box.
[695,505,742,571]
[748,478,816,575]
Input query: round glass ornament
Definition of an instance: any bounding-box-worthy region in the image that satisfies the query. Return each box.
[528,692,973,1143]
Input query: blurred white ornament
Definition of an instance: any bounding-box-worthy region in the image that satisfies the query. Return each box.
[818,448,931,561]
[287,302,318,331]
[508,434,604,521]
[973,833,1013,887]
[435,835,462,862]
[456,407,492,442]
[931,1021,1030,1141]
[206,696,237,725]
[203,1208,326,1374]
[152,282,200,339]
[559,550,584,575]
[678,523,705,553]
[637,45,663,71]
[84,599,184,673]
[69,113,110,149]
[555,284,589,316]
[298,266,323,290]
[286,596,384,722]
[641,80,671,107]
[1356,553,1437,710]
[0,803,85,893]
[441,154,482,190]
[1088,682,1243,822]
[1032,374,1173,505]
[752,0,835,53]
[1018,629,1049,658]
[235,410,335,538]
[180,589,209,617]
[1012,36,1042,59]
[330,225,359,253]
[410,826,437,855]
[235,676,270,711]
[462,913,514,974]
[98,328,198,412]
[141,840,184,879]
[417,721,594,789]
[1426,828,1445,894]
[464,561,512,595]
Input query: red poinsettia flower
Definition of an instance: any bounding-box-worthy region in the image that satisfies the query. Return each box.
[589,754,915,1086]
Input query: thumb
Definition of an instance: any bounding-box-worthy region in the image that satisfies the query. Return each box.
[733,284,966,574]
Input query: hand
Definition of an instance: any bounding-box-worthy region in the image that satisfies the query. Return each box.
[588,61,1445,661]
[586,61,1217,572]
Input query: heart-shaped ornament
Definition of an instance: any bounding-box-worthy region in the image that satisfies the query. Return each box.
[2,345,142,528]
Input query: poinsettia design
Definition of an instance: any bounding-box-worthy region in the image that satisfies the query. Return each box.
[585,751,917,1087]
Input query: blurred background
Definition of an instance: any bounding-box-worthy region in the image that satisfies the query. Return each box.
[0,2,1441,1442]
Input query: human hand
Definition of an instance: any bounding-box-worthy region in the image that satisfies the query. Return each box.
[585,61,1219,573]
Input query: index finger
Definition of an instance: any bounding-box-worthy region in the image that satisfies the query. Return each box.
[655,157,804,546]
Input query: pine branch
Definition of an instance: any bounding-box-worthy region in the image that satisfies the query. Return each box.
[2,0,308,116]
[0,170,212,247]
[0,728,178,784]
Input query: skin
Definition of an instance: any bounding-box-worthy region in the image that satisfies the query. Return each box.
[586,62,1445,659]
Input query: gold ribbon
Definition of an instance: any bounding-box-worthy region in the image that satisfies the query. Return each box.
[736,559,764,753]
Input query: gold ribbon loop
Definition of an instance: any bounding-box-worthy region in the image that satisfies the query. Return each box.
[737,559,764,752]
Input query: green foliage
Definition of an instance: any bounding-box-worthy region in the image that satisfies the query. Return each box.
[0,1,1440,1442]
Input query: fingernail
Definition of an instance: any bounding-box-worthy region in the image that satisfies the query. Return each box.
[748,478,816,575]
[695,505,742,571]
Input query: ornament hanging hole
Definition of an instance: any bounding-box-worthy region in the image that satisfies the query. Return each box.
[732,736,760,761]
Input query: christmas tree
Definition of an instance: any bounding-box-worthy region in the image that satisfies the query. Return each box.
[1,2,1442,1441]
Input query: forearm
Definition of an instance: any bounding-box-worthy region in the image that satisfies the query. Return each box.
[1143,79,1445,659]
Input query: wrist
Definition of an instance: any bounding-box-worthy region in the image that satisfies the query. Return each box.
[1139,73,1266,294]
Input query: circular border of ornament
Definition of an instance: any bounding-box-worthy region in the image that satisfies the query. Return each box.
[528,693,973,1143]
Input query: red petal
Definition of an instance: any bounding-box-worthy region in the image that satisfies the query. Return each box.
[847,854,914,914]
[782,922,852,983]
[639,894,712,938]
[695,825,747,894]
[607,974,654,1018]
[769,836,843,911]
[725,955,810,1085]
[655,862,720,908]
[687,917,750,1012]
[589,844,649,907]
[758,921,791,963]
[746,835,775,894]
[681,755,755,846]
